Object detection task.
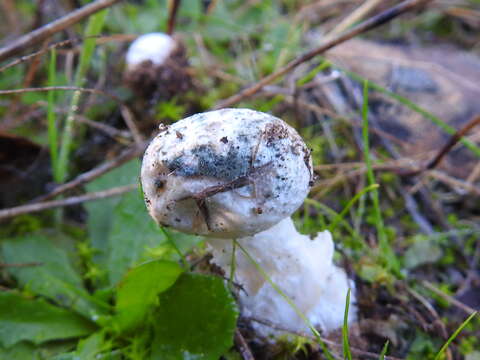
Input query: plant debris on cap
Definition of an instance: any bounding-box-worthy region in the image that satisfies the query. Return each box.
[141,108,314,238]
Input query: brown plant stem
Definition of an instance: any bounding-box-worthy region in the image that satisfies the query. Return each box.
[31,143,147,203]
[0,0,121,62]
[167,0,182,35]
[400,114,480,177]
[0,86,143,144]
[0,184,137,221]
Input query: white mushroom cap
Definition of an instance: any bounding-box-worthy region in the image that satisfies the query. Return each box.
[126,32,176,69]
[141,108,313,238]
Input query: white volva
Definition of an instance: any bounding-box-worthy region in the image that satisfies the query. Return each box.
[141,108,356,337]
[208,217,356,336]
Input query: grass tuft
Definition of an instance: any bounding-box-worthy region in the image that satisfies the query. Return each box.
[362,80,400,275]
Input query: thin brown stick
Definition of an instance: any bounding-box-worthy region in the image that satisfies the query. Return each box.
[234,329,255,360]
[0,86,142,144]
[0,262,42,268]
[120,105,144,145]
[325,0,384,38]
[406,286,449,339]
[0,0,121,62]
[421,281,478,314]
[0,184,137,221]
[427,170,480,196]
[0,35,136,74]
[401,115,480,176]
[167,0,182,35]
[0,85,118,102]
[32,143,147,203]
[247,316,404,360]
[214,0,433,109]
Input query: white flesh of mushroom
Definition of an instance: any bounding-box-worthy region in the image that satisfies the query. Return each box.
[126,32,176,69]
[141,108,356,336]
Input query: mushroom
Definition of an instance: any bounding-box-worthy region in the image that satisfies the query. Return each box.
[124,32,191,100]
[141,108,356,337]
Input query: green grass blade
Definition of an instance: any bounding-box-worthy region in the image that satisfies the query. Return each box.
[342,288,353,360]
[57,10,108,183]
[329,183,379,232]
[47,48,59,182]
[362,80,400,274]
[75,11,108,87]
[434,311,477,360]
[228,240,237,292]
[159,227,188,269]
[304,198,365,248]
[296,60,331,86]
[235,240,335,360]
[379,340,389,359]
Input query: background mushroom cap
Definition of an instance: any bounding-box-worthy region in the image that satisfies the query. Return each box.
[125,32,177,69]
[141,108,313,238]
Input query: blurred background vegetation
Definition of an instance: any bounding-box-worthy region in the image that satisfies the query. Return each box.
[0,0,479,359]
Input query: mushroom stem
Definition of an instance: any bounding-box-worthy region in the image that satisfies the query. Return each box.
[207,217,356,337]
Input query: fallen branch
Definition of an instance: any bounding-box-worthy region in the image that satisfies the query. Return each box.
[247,316,404,360]
[401,114,480,177]
[0,86,143,145]
[421,281,477,315]
[32,143,147,203]
[214,0,434,109]
[0,184,137,221]
[0,0,121,62]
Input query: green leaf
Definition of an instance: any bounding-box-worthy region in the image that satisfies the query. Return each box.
[114,260,183,332]
[0,292,96,348]
[49,331,109,360]
[52,331,106,360]
[1,233,105,319]
[85,159,140,270]
[403,236,443,269]
[151,273,238,360]
[0,342,38,360]
[106,190,168,285]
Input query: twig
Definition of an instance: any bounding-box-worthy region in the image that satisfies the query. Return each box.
[71,114,132,142]
[120,105,144,145]
[0,86,143,146]
[0,35,136,74]
[402,115,480,177]
[0,0,121,62]
[234,329,255,360]
[0,184,137,221]
[427,170,480,196]
[406,286,449,339]
[167,0,182,35]
[31,143,147,203]
[247,316,404,360]
[214,0,434,109]
[0,85,118,103]
[325,0,384,38]
[0,262,42,268]
[421,281,478,315]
